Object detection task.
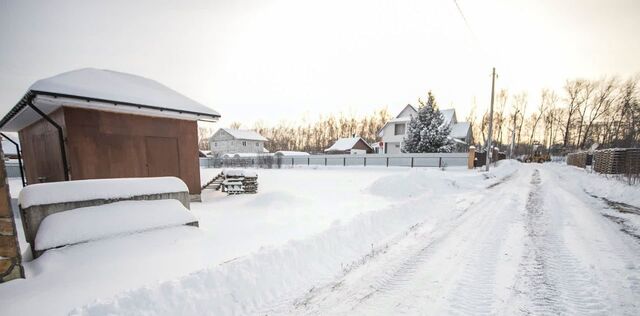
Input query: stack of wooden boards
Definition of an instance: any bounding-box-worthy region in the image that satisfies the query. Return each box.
[221,169,259,195]
[593,148,639,174]
[567,152,588,168]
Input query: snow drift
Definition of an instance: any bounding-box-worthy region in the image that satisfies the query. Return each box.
[73,166,520,315]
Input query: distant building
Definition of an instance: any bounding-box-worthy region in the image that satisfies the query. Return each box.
[378,105,472,153]
[209,128,268,156]
[324,137,374,154]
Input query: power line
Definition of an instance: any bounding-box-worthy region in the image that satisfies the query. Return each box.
[452,0,477,40]
[451,0,491,62]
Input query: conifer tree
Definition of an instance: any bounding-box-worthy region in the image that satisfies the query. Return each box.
[402,92,454,153]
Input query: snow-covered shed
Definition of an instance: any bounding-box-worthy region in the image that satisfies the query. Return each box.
[324,137,374,154]
[0,68,220,195]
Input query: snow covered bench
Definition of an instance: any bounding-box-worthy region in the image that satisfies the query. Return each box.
[18,177,193,257]
[34,200,197,256]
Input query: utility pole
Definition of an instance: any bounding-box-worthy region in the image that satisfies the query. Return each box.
[486,67,496,171]
[510,112,517,159]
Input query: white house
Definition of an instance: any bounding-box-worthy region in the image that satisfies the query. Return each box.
[210,128,268,156]
[378,105,472,153]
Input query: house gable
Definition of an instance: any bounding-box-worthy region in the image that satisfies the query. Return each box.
[211,129,235,141]
[396,104,417,118]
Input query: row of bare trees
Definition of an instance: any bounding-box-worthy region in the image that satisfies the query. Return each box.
[199,108,391,153]
[468,76,640,155]
[199,75,639,156]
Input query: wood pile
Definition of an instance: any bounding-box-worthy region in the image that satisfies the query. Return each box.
[201,173,224,191]
[566,152,588,168]
[222,178,244,195]
[221,169,259,195]
[593,148,628,174]
[626,148,640,173]
[242,175,258,194]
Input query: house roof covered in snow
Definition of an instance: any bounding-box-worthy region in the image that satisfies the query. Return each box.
[324,137,373,152]
[0,68,221,132]
[440,109,456,125]
[450,122,471,139]
[220,128,268,141]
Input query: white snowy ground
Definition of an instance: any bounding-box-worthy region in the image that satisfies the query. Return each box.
[1,162,639,315]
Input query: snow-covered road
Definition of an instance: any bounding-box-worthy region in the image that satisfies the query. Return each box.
[271,165,640,315]
[8,162,639,315]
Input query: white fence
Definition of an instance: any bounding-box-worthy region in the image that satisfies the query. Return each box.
[200,153,468,169]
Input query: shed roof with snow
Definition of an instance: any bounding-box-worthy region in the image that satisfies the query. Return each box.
[0,68,214,194]
[0,68,220,132]
[324,137,374,153]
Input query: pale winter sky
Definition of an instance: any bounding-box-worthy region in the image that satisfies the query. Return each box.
[1,0,639,128]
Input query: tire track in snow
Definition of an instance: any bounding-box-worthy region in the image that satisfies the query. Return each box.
[280,167,530,315]
[439,170,528,316]
[511,169,608,315]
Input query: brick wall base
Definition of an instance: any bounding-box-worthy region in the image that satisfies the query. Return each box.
[0,146,24,283]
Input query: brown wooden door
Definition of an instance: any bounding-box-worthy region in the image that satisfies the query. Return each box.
[145,136,180,177]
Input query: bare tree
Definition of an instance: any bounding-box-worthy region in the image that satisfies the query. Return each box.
[579,77,618,148]
[562,79,586,148]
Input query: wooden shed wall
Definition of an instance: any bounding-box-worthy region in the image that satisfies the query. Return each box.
[18,108,67,184]
[63,108,201,194]
[18,107,201,194]
[353,139,374,153]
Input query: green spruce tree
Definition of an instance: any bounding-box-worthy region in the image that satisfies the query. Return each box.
[402,92,454,153]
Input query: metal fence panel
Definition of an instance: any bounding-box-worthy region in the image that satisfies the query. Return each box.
[202,153,469,169]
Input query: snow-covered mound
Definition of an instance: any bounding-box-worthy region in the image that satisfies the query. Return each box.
[368,169,463,200]
[73,177,466,315]
[19,177,188,208]
[546,163,640,207]
[223,169,258,177]
[35,200,197,251]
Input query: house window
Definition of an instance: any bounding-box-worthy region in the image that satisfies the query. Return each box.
[395,144,400,148]
[214,142,217,147]
[255,142,259,147]
[394,123,406,135]
[242,141,247,146]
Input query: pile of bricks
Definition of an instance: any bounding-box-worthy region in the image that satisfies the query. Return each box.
[0,150,23,283]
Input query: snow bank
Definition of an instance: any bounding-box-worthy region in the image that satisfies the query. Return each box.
[367,160,519,200]
[547,163,640,207]
[368,169,464,200]
[35,200,197,251]
[274,151,310,157]
[200,168,223,186]
[73,180,465,315]
[19,177,188,208]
